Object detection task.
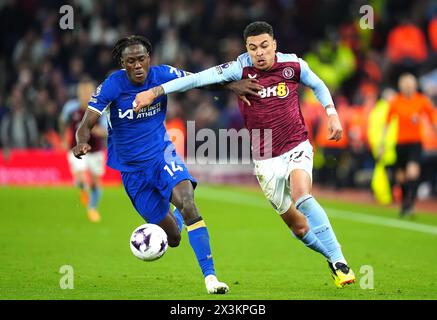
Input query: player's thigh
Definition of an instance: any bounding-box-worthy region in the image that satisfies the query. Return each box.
[254,155,292,215]
[290,170,312,202]
[67,151,87,181]
[156,151,198,219]
[86,151,106,178]
[287,140,314,202]
[121,170,170,225]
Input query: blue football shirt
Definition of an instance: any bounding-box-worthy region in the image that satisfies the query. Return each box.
[88,65,189,172]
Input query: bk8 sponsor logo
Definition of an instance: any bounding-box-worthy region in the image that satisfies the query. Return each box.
[258,82,289,99]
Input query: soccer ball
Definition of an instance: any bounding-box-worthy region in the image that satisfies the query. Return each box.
[130,224,168,261]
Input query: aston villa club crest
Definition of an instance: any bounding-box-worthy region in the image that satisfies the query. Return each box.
[282,67,294,79]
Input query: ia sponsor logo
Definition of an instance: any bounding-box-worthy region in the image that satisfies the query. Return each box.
[119,103,161,119]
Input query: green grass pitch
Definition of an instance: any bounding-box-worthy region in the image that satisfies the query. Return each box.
[1,184,437,300]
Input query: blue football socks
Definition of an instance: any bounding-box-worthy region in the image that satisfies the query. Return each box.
[89,186,102,209]
[186,217,215,277]
[297,229,330,259]
[173,208,184,232]
[296,195,345,264]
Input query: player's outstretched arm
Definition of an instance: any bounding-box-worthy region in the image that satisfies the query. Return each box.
[72,109,100,159]
[134,62,244,112]
[133,79,262,112]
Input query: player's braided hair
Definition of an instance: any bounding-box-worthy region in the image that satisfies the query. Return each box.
[111,35,152,65]
[243,21,274,42]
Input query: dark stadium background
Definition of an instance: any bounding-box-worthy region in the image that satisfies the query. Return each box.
[1,0,437,303]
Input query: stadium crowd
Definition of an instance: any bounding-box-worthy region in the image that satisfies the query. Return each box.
[0,0,437,199]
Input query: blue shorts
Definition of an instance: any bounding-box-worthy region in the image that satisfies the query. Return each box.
[121,151,197,224]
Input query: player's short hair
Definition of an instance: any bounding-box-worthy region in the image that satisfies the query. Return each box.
[243,21,274,42]
[111,35,152,65]
[78,74,95,85]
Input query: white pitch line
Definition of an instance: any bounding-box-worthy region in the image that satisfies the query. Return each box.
[196,186,437,236]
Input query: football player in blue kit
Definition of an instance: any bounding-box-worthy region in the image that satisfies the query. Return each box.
[72,35,261,294]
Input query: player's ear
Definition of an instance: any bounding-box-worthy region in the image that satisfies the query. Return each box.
[120,58,125,68]
[273,39,277,51]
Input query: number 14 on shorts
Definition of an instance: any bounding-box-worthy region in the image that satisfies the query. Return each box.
[164,161,183,177]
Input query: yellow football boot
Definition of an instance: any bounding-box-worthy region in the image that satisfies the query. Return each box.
[328,261,356,288]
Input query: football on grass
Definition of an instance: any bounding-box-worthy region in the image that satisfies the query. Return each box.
[130,224,168,261]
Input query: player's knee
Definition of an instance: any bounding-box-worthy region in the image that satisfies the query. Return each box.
[291,223,309,238]
[168,233,181,247]
[292,189,310,203]
[178,194,197,219]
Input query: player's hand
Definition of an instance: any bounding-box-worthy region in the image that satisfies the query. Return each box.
[133,89,156,113]
[72,143,91,159]
[226,79,263,106]
[327,114,343,141]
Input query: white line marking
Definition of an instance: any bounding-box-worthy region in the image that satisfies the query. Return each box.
[196,187,437,235]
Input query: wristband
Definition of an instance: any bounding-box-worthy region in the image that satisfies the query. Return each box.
[326,107,338,116]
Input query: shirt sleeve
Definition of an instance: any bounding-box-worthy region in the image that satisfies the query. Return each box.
[422,96,436,122]
[299,58,334,108]
[88,76,119,115]
[156,65,193,84]
[161,61,243,94]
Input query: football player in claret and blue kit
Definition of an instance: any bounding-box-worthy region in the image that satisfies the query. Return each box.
[72,35,260,294]
[134,22,356,288]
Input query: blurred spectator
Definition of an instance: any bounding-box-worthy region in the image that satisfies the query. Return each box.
[368,88,397,165]
[304,35,356,94]
[343,102,374,188]
[313,98,349,189]
[368,88,397,205]
[154,28,185,64]
[386,20,428,64]
[89,17,119,46]
[33,87,61,149]
[420,109,437,198]
[1,87,38,153]
[419,68,437,105]
[385,18,429,86]
[165,99,186,157]
[12,30,45,67]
